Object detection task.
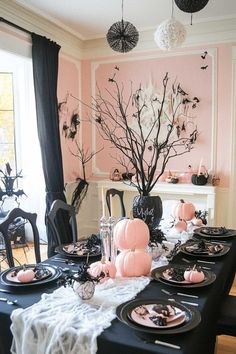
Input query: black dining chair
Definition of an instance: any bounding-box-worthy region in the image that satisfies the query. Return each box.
[217,294,236,336]
[0,208,41,268]
[47,199,78,247]
[106,188,126,218]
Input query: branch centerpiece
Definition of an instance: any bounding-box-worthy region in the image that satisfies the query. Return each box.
[91,68,199,236]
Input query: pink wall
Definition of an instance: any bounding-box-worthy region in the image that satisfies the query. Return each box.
[58,43,234,188]
[92,54,212,178]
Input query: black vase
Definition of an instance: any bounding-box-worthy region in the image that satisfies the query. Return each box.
[133,195,163,230]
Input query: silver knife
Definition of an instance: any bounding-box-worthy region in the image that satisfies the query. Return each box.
[153,339,181,349]
[181,300,199,307]
[197,260,215,264]
[0,288,12,294]
[177,292,199,299]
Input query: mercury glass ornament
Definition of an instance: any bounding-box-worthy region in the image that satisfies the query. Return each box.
[73,280,95,300]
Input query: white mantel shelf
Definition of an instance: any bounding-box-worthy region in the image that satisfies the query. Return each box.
[94,180,216,225]
[95,180,215,196]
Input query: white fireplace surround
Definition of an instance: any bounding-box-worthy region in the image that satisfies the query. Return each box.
[66,180,217,239]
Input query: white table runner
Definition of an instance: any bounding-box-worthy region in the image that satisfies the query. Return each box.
[10,276,150,354]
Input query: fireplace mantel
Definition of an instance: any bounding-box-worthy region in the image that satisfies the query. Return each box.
[66,180,216,238]
[96,180,216,225]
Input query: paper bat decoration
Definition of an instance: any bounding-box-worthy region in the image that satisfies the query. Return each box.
[201,51,208,59]
[201,65,208,70]
[0,188,26,201]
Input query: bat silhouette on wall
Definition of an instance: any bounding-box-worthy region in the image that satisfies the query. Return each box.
[201,51,208,59]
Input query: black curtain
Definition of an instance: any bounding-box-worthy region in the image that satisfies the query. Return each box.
[31,33,72,257]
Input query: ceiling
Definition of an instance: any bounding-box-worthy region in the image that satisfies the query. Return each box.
[15,0,236,41]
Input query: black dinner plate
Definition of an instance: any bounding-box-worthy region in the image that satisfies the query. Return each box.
[55,241,101,259]
[180,241,230,258]
[151,265,216,288]
[0,264,61,287]
[116,298,201,335]
[194,227,236,239]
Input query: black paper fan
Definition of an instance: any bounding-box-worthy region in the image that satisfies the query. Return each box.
[106,20,139,53]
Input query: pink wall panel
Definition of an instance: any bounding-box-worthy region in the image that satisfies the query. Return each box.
[92,54,213,179]
[57,44,234,188]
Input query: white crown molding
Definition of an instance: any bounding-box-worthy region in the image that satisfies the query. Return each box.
[1,1,236,60]
[81,18,236,59]
[0,0,82,59]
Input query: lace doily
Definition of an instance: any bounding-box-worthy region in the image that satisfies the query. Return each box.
[11,276,150,354]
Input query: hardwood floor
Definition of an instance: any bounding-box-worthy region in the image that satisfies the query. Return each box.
[0,244,235,353]
[217,277,236,354]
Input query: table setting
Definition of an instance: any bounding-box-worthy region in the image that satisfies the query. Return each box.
[1,205,236,354]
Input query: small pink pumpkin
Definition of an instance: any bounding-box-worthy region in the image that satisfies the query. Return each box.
[174,219,187,232]
[115,249,152,277]
[191,217,203,226]
[17,267,35,283]
[172,199,195,221]
[88,257,116,283]
[184,266,205,283]
[113,218,150,250]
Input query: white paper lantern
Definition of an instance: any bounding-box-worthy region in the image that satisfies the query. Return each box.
[154,18,186,51]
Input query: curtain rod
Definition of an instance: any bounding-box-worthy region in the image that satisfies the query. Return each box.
[0,17,32,35]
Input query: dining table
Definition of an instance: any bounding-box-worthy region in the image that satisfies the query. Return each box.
[0,235,236,354]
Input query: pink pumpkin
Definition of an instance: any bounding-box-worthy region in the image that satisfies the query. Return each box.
[172,199,195,221]
[191,217,203,226]
[174,219,187,232]
[17,267,35,283]
[113,218,150,250]
[184,266,205,283]
[89,257,116,283]
[115,249,152,277]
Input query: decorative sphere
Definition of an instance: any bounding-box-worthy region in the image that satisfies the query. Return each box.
[174,0,209,14]
[73,280,95,300]
[154,18,186,51]
[106,20,139,53]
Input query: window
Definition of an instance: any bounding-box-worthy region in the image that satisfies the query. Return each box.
[0,72,16,170]
[0,49,47,242]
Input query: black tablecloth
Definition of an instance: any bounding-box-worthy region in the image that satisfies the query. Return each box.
[0,238,236,354]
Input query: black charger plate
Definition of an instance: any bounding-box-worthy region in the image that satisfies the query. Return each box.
[116,298,201,335]
[194,227,236,239]
[0,264,61,287]
[151,265,216,288]
[55,241,101,259]
[180,241,230,258]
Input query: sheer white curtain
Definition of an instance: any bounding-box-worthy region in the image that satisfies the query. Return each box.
[0,49,47,243]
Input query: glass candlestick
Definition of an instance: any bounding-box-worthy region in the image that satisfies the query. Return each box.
[100,216,110,261]
[108,216,117,264]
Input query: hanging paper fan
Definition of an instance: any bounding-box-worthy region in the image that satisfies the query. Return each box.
[106,0,139,53]
[107,20,139,53]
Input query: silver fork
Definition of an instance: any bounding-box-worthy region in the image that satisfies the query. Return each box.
[52,258,77,266]
[0,297,18,305]
[161,288,199,298]
[182,258,211,270]
[168,298,199,307]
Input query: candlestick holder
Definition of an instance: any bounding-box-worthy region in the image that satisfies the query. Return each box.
[108,216,117,264]
[100,216,110,262]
